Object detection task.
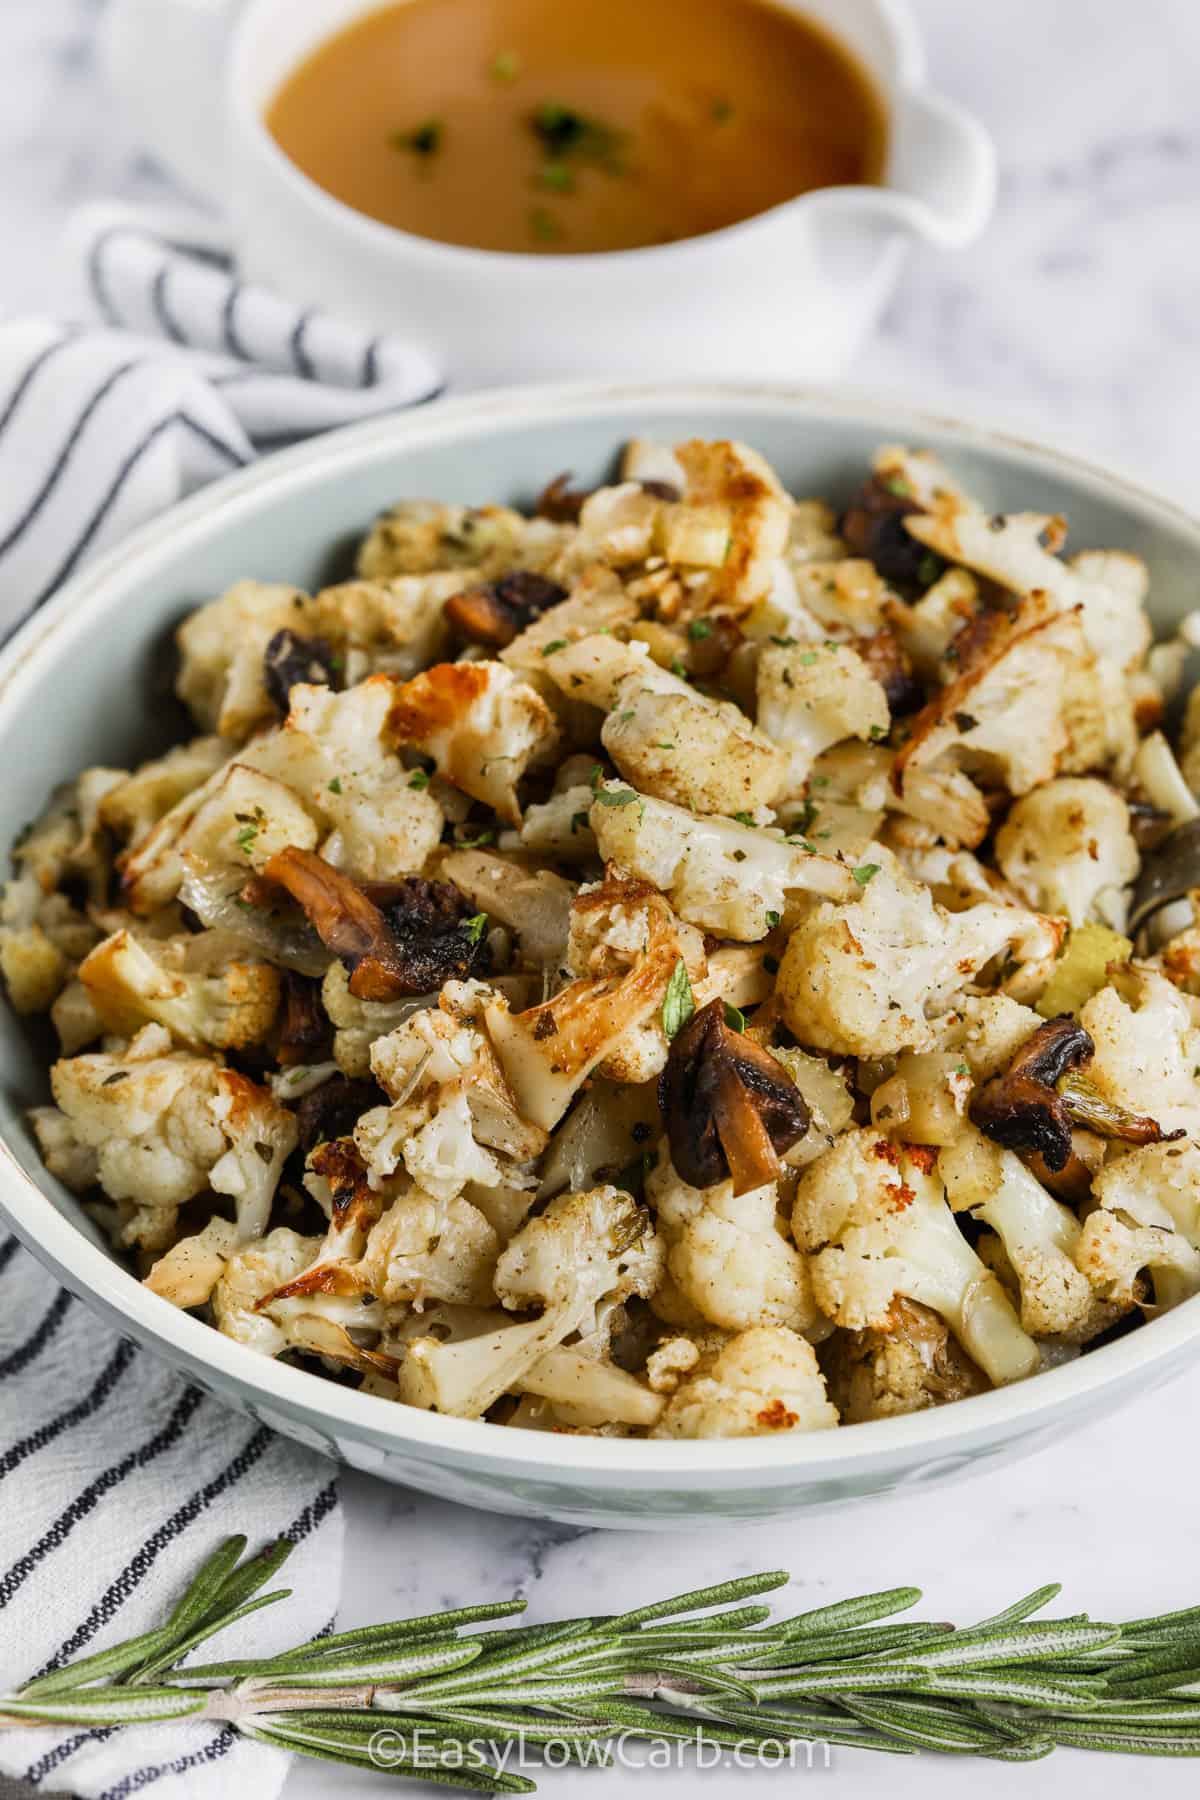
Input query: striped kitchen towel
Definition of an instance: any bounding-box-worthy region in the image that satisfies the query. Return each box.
[0,198,451,1795]
[0,202,443,643]
[0,1230,342,1800]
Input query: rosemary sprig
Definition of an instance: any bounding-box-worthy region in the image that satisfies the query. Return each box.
[7,1539,1200,1788]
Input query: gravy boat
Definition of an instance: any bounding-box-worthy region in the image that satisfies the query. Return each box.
[102,0,995,385]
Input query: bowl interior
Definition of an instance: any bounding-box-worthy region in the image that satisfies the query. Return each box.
[3,384,1199,1475]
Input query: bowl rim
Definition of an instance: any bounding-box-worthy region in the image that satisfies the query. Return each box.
[3,376,1199,1479]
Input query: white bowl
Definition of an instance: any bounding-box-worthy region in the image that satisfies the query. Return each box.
[3,382,1198,1528]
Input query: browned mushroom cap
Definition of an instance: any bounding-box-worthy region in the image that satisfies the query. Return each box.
[443,571,568,650]
[970,1015,1184,1170]
[658,999,810,1194]
[262,628,340,713]
[839,474,933,589]
[293,1074,387,1155]
[262,850,490,1001]
[277,971,332,1067]
[853,627,923,716]
[535,472,591,522]
[263,848,408,1000]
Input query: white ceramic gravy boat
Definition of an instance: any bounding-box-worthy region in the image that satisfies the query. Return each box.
[102,0,994,386]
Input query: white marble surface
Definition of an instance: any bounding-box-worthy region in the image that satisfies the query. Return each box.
[3,2,1200,1796]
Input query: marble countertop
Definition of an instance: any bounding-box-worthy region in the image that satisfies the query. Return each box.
[3,2,1200,1797]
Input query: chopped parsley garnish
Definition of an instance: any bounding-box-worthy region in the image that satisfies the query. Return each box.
[408,768,431,790]
[529,207,562,242]
[853,862,881,887]
[732,811,757,827]
[798,650,819,666]
[538,162,575,193]
[389,118,444,157]
[688,618,713,641]
[570,810,589,834]
[883,475,911,498]
[669,658,690,680]
[327,776,342,795]
[723,1002,746,1032]
[458,826,497,848]
[918,552,943,587]
[530,102,626,172]
[617,709,635,722]
[769,634,797,648]
[955,1063,971,1077]
[464,913,489,945]
[711,99,735,124]
[489,49,521,82]
[868,724,888,742]
[765,910,781,928]
[762,953,780,976]
[234,823,258,852]
[593,786,640,809]
[661,958,696,1040]
[541,638,568,655]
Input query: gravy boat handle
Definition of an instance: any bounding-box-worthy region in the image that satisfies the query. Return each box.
[871,87,997,249]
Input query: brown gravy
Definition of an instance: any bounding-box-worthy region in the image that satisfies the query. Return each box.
[266,0,888,255]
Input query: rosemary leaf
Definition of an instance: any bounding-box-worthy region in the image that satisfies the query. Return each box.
[242,1720,535,1791]
[17,1628,177,1700]
[133,1590,292,1684]
[776,1586,922,1636]
[0,1686,209,1726]
[971,1583,1063,1629]
[599,1570,790,1632]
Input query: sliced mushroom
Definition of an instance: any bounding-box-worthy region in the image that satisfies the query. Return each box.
[535,473,591,523]
[278,971,332,1067]
[658,999,810,1194]
[839,474,933,589]
[293,1074,387,1155]
[971,1014,1184,1171]
[261,850,489,1001]
[443,571,567,650]
[262,628,340,713]
[854,628,923,716]
[1128,818,1200,938]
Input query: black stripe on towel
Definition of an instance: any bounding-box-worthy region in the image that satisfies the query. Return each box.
[0,1233,20,1278]
[0,1286,72,1378]
[0,1336,138,1479]
[150,261,186,345]
[97,1726,237,1800]
[24,408,248,618]
[0,1384,205,1608]
[0,359,141,559]
[0,332,79,437]
[37,1423,275,1673]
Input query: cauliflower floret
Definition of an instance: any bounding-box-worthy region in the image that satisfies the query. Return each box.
[399,1186,663,1418]
[590,784,856,942]
[358,1185,500,1307]
[646,1161,824,1337]
[819,1298,988,1423]
[756,641,890,794]
[936,995,1045,1081]
[651,1325,838,1438]
[1077,1141,1200,1311]
[1080,969,1200,1137]
[211,1225,389,1371]
[517,784,598,863]
[894,593,1097,799]
[671,439,792,610]
[99,737,229,844]
[77,929,281,1050]
[144,1217,240,1309]
[544,635,786,816]
[483,882,693,1130]
[388,660,558,825]
[321,962,433,1078]
[122,677,444,911]
[994,779,1137,929]
[358,998,545,1198]
[776,852,1050,1057]
[792,1128,1038,1385]
[176,580,314,736]
[357,500,568,581]
[939,1126,1103,1337]
[46,1024,296,1247]
[29,1104,99,1191]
